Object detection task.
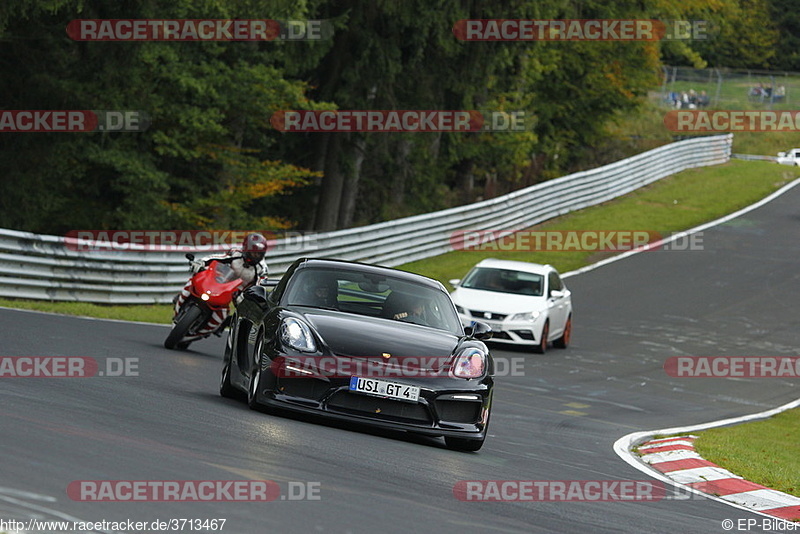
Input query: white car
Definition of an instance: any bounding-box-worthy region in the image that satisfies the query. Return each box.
[776,148,800,166]
[449,259,572,353]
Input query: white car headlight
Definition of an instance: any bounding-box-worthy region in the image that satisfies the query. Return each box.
[509,311,541,322]
[280,317,317,353]
[450,347,487,379]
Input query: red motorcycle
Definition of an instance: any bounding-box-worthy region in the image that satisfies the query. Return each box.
[164,253,244,350]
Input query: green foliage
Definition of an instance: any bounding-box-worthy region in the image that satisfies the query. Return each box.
[768,0,800,71]
[0,0,327,233]
[0,0,794,234]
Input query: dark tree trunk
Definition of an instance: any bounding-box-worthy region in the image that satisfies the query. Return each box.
[454,158,475,204]
[304,132,332,231]
[338,134,366,228]
[313,133,344,231]
[389,138,413,209]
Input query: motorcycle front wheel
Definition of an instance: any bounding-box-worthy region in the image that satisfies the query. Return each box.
[164,304,204,350]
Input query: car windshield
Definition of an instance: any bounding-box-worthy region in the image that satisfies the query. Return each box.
[284,267,462,333]
[461,267,544,296]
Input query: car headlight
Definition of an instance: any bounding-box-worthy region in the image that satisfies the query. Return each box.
[280,317,317,353]
[509,311,541,322]
[450,347,487,379]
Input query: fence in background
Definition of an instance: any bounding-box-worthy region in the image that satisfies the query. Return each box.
[659,66,800,110]
[0,134,732,303]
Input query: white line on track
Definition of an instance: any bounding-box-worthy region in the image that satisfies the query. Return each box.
[562,176,800,279]
[582,176,800,522]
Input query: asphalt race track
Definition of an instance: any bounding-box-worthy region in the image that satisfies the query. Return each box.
[2,184,800,534]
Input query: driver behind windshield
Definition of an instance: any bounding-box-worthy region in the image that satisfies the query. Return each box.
[294,276,338,308]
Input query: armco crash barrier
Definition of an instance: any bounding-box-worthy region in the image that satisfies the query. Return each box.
[0,134,732,303]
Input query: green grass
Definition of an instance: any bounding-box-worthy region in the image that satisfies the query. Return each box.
[694,408,800,499]
[730,131,800,157]
[0,298,172,324]
[400,160,797,287]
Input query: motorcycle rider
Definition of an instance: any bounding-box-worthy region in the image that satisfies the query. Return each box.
[172,233,269,337]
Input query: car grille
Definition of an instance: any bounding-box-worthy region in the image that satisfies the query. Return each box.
[276,377,330,401]
[435,400,481,423]
[469,310,507,321]
[327,392,431,424]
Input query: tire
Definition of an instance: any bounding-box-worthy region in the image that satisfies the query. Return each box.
[247,365,262,410]
[533,321,549,354]
[220,360,236,399]
[247,333,265,410]
[553,315,572,349]
[164,304,203,350]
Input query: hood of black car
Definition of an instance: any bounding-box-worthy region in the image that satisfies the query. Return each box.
[299,309,460,367]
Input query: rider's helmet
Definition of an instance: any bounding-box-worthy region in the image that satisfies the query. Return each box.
[241,233,268,267]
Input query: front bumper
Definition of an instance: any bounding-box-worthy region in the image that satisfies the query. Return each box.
[255,357,492,439]
[457,313,543,346]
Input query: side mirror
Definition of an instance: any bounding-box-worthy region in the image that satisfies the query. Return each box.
[465,321,492,341]
[550,289,565,299]
[185,253,195,261]
[243,285,269,307]
[449,279,461,287]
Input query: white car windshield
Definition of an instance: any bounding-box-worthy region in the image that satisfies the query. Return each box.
[461,267,544,296]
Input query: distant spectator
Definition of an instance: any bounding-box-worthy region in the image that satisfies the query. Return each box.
[668,91,680,108]
[697,91,710,108]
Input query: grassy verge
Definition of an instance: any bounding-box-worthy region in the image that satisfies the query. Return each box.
[693,408,800,498]
[0,298,172,324]
[400,160,797,286]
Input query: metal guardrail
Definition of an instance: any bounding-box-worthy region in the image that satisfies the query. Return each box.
[0,134,732,303]
[731,153,778,162]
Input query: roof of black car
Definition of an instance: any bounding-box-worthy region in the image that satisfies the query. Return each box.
[293,258,445,291]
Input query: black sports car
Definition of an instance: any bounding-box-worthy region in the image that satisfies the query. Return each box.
[220,258,494,451]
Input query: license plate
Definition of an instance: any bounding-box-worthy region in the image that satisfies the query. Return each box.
[349,377,420,402]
